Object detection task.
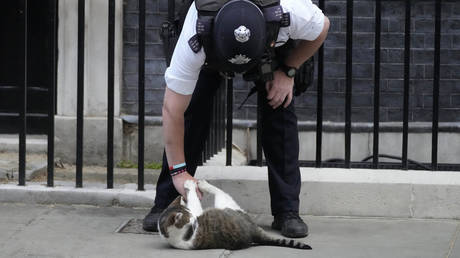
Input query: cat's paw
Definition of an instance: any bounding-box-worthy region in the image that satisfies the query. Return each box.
[197,180,212,192]
[183,180,197,191]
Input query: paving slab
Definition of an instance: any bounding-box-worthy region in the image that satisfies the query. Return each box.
[0,203,459,258]
[0,202,49,224]
[245,215,459,258]
[447,225,460,258]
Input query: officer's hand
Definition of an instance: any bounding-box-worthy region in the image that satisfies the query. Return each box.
[171,172,203,201]
[266,70,294,109]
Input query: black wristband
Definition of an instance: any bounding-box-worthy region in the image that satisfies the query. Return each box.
[169,163,187,177]
[170,168,187,176]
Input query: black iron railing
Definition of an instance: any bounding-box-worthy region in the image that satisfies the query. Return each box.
[6,0,460,192]
[247,0,455,171]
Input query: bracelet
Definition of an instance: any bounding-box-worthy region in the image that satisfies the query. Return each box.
[169,162,187,177]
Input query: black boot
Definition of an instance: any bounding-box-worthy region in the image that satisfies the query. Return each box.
[142,206,165,232]
[272,212,309,238]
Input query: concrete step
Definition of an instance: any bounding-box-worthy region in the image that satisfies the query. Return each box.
[0,134,47,153]
[0,181,156,208]
[195,166,460,219]
[1,166,460,219]
[203,144,248,166]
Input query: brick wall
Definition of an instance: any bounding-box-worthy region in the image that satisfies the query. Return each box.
[123,0,168,115]
[122,0,460,122]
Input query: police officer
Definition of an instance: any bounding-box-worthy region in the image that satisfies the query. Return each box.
[143,0,329,238]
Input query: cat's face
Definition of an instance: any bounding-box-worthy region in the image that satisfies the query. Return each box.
[158,197,192,238]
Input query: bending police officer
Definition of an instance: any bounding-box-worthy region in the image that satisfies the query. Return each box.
[143,0,330,238]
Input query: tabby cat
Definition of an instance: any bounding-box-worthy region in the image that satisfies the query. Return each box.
[157,179,312,250]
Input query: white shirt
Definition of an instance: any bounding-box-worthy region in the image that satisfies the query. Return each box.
[165,0,325,95]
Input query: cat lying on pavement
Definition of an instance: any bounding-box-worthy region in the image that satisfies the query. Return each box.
[157,179,312,250]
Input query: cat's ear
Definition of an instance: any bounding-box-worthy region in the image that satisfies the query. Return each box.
[180,196,187,206]
[168,196,182,208]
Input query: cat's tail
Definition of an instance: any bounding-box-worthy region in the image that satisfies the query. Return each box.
[253,228,312,250]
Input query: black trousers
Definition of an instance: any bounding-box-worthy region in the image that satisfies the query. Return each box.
[154,69,301,216]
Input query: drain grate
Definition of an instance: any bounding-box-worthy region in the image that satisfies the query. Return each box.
[116,219,158,235]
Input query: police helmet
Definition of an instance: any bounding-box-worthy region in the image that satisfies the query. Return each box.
[213,0,266,73]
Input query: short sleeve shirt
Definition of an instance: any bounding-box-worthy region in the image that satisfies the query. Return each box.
[164,0,325,95]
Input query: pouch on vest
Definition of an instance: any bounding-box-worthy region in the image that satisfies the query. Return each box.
[294,57,314,96]
[161,0,194,66]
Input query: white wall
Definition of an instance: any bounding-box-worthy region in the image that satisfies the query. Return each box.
[57,0,123,117]
[55,0,124,164]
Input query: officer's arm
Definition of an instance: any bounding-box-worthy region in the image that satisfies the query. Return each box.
[162,87,190,168]
[284,16,330,68]
[267,16,330,109]
[162,87,201,198]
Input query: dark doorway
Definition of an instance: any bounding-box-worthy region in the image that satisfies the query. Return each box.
[0,0,57,134]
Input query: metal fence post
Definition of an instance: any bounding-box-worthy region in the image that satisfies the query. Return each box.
[373,0,382,169]
[431,0,442,171]
[315,0,325,168]
[402,0,411,170]
[138,0,146,191]
[19,0,28,186]
[76,0,85,188]
[345,0,354,168]
[47,0,58,187]
[107,0,115,188]
[226,77,233,166]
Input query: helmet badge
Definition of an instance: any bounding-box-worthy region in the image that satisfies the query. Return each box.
[234,25,251,43]
[228,54,251,65]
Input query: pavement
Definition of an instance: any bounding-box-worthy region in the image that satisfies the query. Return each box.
[0,202,459,258]
[2,160,460,257]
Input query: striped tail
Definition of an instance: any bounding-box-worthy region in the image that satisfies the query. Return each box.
[253,228,312,250]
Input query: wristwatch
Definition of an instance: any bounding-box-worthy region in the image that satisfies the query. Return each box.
[279,63,297,78]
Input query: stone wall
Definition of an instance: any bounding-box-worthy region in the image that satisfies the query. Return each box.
[122,0,460,122]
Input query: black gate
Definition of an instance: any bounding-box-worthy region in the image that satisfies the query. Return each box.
[8,0,460,191]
